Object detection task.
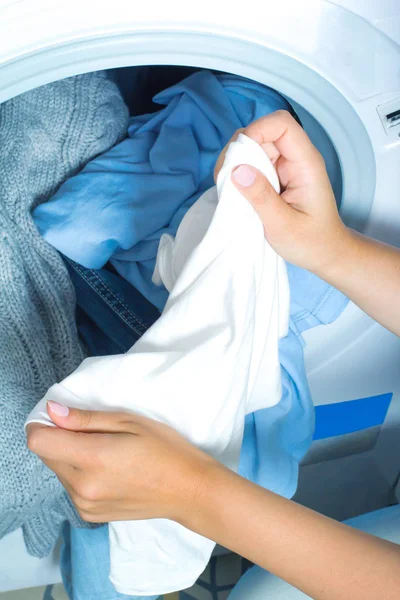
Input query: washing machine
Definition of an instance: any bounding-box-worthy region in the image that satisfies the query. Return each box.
[0,0,399,593]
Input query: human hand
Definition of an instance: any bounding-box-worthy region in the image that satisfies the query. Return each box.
[26,402,215,524]
[214,110,352,277]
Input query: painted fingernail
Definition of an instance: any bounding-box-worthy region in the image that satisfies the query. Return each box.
[47,400,70,417]
[232,165,256,187]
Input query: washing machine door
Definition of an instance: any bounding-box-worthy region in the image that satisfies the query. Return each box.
[331,0,400,45]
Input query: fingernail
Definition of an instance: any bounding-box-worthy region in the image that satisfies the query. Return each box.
[47,401,70,417]
[232,165,256,187]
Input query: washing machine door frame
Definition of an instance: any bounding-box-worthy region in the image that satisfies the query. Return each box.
[3,0,400,230]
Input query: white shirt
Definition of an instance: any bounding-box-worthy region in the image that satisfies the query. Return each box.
[26,134,290,596]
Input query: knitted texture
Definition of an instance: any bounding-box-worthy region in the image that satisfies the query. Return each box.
[0,71,129,557]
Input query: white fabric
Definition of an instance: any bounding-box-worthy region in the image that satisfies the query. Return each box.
[26,134,290,596]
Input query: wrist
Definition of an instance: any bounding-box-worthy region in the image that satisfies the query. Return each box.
[313,225,358,285]
[177,457,231,533]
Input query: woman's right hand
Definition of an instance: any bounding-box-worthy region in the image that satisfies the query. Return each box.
[214,110,352,278]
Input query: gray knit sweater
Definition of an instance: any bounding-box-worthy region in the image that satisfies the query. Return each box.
[0,71,128,557]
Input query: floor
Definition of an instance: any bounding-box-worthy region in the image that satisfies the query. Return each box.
[0,554,250,600]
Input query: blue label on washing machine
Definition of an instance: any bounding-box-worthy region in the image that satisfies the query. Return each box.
[313,393,393,440]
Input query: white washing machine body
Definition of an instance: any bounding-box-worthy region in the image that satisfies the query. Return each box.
[0,0,399,592]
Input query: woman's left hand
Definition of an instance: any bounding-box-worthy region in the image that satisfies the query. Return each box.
[26,402,214,524]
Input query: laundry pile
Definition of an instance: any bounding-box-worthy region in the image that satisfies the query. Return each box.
[0,68,348,599]
[27,133,290,596]
[33,70,290,310]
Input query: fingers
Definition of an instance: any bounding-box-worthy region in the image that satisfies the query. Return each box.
[26,404,154,466]
[43,459,105,523]
[25,422,48,439]
[232,164,293,227]
[27,426,104,465]
[214,111,324,192]
[43,459,78,493]
[46,401,140,434]
[244,110,321,165]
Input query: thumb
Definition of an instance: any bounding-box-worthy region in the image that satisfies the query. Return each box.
[232,165,292,228]
[46,400,138,434]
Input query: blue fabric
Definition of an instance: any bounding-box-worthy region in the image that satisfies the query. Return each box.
[60,521,157,600]
[63,258,160,357]
[33,70,291,311]
[238,264,349,496]
[286,263,349,337]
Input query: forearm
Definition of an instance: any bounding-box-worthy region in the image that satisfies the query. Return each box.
[316,229,400,336]
[185,463,400,600]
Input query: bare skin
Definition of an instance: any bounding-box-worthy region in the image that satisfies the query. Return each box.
[27,111,400,599]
